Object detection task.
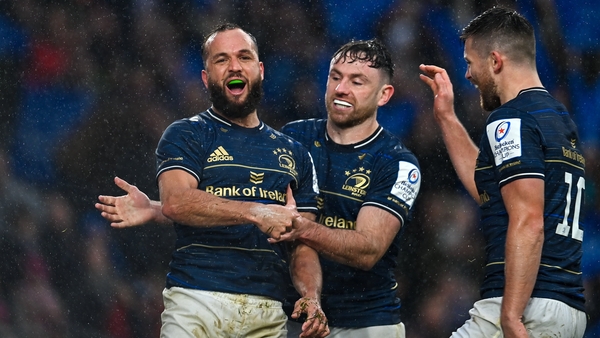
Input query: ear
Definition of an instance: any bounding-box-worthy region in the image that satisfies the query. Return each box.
[259,61,265,81]
[377,84,394,107]
[201,69,209,88]
[490,51,503,74]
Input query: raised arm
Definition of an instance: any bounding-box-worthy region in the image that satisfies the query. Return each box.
[158,169,299,239]
[419,64,481,202]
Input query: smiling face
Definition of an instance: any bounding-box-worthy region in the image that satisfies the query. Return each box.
[464,38,502,112]
[325,55,392,129]
[202,28,264,119]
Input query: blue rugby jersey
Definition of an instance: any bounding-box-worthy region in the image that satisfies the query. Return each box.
[475,88,585,311]
[155,109,319,302]
[282,119,421,327]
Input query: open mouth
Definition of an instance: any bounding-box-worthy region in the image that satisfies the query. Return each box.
[227,79,246,95]
[333,99,352,108]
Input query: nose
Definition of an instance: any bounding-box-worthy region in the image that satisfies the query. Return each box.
[335,80,349,94]
[465,67,471,80]
[229,58,242,72]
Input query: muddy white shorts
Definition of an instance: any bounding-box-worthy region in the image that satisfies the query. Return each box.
[160,287,287,338]
[451,297,586,338]
[286,320,405,338]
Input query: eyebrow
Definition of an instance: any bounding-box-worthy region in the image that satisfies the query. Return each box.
[211,48,256,59]
[329,68,369,82]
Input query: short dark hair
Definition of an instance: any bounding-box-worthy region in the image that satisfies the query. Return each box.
[460,7,536,65]
[331,39,395,83]
[201,23,259,67]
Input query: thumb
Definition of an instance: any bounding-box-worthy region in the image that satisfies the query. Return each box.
[286,184,296,208]
[114,176,134,194]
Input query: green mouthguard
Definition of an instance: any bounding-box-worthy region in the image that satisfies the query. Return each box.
[228,79,244,85]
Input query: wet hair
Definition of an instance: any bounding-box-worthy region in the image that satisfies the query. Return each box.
[201,23,259,67]
[460,7,536,65]
[331,39,395,83]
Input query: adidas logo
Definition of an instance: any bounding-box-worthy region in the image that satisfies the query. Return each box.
[207,146,234,162]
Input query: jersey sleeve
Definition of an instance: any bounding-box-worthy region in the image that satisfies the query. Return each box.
[363,154,421,225]
[288,140,319,214]
[155,119,206,182]
[484,110,545,187]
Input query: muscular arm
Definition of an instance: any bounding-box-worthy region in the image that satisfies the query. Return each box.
[273,206,401,271]
[500,178,545,338]
[419,64,480,202]
[158,169,298,239]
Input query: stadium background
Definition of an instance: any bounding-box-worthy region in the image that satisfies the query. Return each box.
[0,0,598,337]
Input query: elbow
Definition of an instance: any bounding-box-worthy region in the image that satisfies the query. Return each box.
[161,199,180,222]
[355,256,379,271]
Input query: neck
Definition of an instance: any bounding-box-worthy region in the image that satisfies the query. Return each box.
[498,67,543,105]
[326,117,380,145]
[211,106,260,128]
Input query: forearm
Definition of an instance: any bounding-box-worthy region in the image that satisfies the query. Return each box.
[290,242,322,299]
[295,217,381,270]
[436,113,480,201]
[161,188,265,227]
[502,219,543,323]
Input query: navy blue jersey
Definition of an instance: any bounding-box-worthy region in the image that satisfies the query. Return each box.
[155,109,319,302]
[282,119,421,327]
[475,88,585,311]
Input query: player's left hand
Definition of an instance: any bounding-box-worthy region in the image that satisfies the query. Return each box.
[292,297,330,338]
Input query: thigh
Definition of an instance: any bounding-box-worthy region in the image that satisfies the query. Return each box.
[451,297,587,338]
[328,323,405,338]
[160,287,287,338]
[288,321,405,338]
[451,297,503,338]
[523,298,586,338]
[286,320,303,338]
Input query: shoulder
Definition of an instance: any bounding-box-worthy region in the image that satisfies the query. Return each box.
[281,118,326,140]
[377,128,420,166]
[264,124,311,155]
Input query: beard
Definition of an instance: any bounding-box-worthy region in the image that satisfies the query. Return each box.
[325,95,376,129]
[207,74,263,120]
[477,71,501,112]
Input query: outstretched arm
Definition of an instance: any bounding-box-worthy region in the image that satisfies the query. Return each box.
[419,64,481,203]
[96,176,169,227]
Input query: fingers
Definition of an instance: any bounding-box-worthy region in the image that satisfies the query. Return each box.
[114,176,133,193]
[286,184,296,208]
[300,312,329,338]
[267,232,293,244]
[95,201,113,213]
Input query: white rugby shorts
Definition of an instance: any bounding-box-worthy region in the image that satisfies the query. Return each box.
[451,297,586,338]
[287,319,405,338]
[160,287,287,338]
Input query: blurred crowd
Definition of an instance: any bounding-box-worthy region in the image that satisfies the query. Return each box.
[0,0,598,337]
